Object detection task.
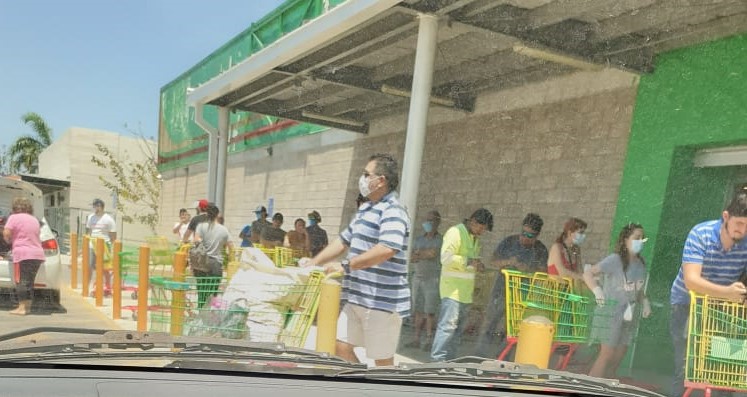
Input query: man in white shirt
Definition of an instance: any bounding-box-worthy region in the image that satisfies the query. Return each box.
[86,198,117,295]
[172,208,190,242]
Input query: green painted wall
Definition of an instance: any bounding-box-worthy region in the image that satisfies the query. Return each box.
[613,32,747,377]
[158,0,351,171]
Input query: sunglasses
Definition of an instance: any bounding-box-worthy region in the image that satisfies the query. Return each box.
[521,231,538,239]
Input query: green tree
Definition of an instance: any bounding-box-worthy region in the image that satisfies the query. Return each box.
[0,145,10,176]
[8,112,53,174]
[91,135,161,234]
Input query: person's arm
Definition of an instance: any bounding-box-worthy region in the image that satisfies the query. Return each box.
[683,263,746,302]
[173,222,181,235]
[193,224,204,243]
[441,227,466,271]
[548,244,581,280]
[2,224,12,244]
[583,256,610,304]
[348,244,397,270]
[308,238,347,266]
[681,227,747,302]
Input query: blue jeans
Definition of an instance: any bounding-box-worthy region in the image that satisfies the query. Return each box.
[430,298,470,362]
[670,304,689,397]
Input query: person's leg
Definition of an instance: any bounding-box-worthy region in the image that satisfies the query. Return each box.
[475,295,504,358]
[361,306,403,367]
[607,345,629,379]
[670,304,690,397]
[431,298,464,361]
[588,344,616,378]
[88,246,97,291]
[193,269,209,308]
[336,304,363,363]
[11,260,42,315]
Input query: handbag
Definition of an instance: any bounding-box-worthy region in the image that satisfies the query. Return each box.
[189,241,210,272]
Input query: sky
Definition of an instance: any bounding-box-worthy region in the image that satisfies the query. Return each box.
[0,0,285,147]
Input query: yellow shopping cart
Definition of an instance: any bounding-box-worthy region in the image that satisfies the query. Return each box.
[684,292,747,397]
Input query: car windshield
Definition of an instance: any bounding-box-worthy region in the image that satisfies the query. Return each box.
[2,1,747,397]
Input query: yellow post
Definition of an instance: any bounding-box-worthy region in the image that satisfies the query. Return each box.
[514,315,555,369]
[171,251,187,336]
[112,240,122,320]
[315,278,342,354]
[70,233,78,290]
[95,238,105,306]
[81,235,90,297]
[137,244,150,332]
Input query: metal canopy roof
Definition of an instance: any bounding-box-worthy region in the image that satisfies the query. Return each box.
[196,0,747,133]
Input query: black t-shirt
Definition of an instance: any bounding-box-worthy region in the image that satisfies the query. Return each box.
[187,213,209,232]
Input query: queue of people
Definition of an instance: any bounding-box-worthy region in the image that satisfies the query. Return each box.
[163,152,747,397]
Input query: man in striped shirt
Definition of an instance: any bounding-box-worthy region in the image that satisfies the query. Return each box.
[308,153,410,366]
[669,192,747,397]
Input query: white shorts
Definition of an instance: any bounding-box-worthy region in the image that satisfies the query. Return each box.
[337,303,403,360]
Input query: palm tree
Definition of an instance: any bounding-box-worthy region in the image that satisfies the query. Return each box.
[8,112,53,174]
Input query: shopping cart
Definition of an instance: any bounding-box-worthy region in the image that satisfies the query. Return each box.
[160,269,325,348]
[498,270,606,370]
[684,292,747,397]
[121,238,181,320]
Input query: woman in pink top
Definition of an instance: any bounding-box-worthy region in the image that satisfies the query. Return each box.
[2,197,44,315]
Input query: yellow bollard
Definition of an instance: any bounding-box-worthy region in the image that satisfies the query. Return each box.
[514,315,555,369]
[170,252,187,336]
[70,233,78,290]
[315,277,342,355]
[81,235,90,297]
[112,240,122,320]
[95,238,104,307]
[137,244,150,332]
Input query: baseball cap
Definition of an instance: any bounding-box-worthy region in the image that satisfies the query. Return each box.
[191,199,209,211]
[307,211,321,222]
[92,198,105,207]
[254,206,267,213]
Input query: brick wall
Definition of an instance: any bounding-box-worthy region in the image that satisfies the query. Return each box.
[158,130,360,246]
[343,84,638,267]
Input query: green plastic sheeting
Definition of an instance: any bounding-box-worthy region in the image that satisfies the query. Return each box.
[158,0,350,171]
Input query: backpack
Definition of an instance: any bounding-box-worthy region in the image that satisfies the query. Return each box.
[189,241,210,272]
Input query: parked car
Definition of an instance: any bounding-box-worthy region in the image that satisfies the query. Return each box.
[0,177,62,304]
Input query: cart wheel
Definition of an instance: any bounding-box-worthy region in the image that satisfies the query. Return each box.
[131,291,138,300]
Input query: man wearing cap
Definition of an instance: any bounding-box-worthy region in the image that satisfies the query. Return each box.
[182,199,208,244]
[475,213,548,357]
[261,213,286,248]
[250,206,270,244]
[86,198,117,295]
[306,210,328,257]
[431,208,493,362]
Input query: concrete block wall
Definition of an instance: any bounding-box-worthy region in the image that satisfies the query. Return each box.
[158,130,360,246]
[341,69,640,266]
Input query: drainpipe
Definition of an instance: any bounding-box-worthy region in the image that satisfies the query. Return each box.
[216,107,229,212]
[399,14,439,232]
[193,103,218,202]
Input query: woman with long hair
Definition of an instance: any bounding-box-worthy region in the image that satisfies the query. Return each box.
[547,217,588,281]
[193,203,233,308]
[2,197,45,315]
[583,223,652,378]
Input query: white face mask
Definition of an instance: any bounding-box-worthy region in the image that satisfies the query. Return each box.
[358,174,380,198]
[573,232,586,245]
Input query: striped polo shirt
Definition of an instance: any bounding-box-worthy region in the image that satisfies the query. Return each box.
[670,219,747,305]
[340,191,411,317]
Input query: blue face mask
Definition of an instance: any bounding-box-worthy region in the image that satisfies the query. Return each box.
[422,222,433,233]
[631,238,647,254]
[255,212,262,221]
[308,219,316,226]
